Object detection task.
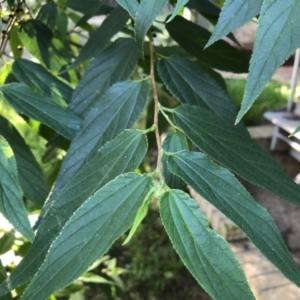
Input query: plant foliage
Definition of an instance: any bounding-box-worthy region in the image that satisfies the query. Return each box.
[0,0,299,299]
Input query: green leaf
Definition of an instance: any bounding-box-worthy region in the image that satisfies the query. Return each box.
[54,80,150,194]
[0,230,15,255]
[135,0,168,55]
[0,130,148,296]
[0,259,12,300]
[0,136,34,242]
[21,173,154,300]
[69,38,139,116]
[160,189,254,300]
[1,83,82,140]
[13,58,73,104]
[9,25,23,59]
[0,115,49,205]
[56,12,68,41]
[116,0,139,18]
[19,20,70,72]
[187,0,220,16]
[173,105,300,206]
[206,0,263,47]
[168,0,189,22]
[69,6,129,69]
[66,0,100,13]
[75,0,105,27]
[237,1,300,123]
[166,16,250,73]
[123,187,154,245]
[37,3,58,29]
[168,150,300,286]
[162,131,188,190]
[157,56,236,122]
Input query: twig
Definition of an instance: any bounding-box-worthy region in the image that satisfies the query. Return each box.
[149,42,162,173]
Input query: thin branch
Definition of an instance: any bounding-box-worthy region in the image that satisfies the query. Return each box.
[149,42,162,173]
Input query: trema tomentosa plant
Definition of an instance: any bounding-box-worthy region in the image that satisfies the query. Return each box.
[0,0,300,299]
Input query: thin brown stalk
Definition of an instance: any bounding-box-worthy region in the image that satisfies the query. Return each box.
[149,42,162,173]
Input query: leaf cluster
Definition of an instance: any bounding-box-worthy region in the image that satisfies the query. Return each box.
[0,1,299,299]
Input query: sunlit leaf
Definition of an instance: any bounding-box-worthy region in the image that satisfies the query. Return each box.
[0,115,49,205]
[0,259,12,300]
[37,3,58,29]
[123,187,154,245]
[160,189,254,300]
[69,7,129,69]
[168,0,189,22]
[168,150,300,286]
[0,230,15,255]
[9,25,22,58]
[0,136,34,242]
[1,83,82,140]
[19,20,71,72]
[13,58,73,104]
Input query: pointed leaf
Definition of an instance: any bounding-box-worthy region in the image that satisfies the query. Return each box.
[135,0,168,55]
[0,230,15,255]
[173,105,300,206]
[0,115,49,205]
[13,58,73,104]
[76,1,105,27]
[157,56,237,122]
[207,0,263,47]
[66,0,99,14]
[168,0,189,22]
[54,80,150,194]
[166,16,250,73]
[0,129,148,296]
[1,83,82,140]
[69,7,129,70]
[0,259,12,300]
[21,173,154,300]
[116,0,138,19]
[0,136,34,242]
[37,3,58,29]
[237,1,300,122]
[168,151,300,286]
[69,38,139,116]
[19,20,70,72]
[187,0,220,16]
[160,189,254,300]
[291,123,300,136]
[162,131,188,190]
[123,187,154,245]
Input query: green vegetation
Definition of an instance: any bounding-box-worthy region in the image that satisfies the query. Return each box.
[227,79,289,125]
[1,1,300,300]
